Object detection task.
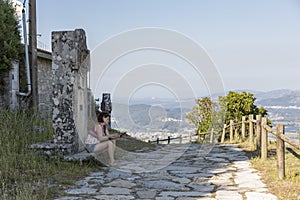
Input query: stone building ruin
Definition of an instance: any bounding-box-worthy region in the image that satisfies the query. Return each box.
[0,28,96,157]
[31,29,94,156]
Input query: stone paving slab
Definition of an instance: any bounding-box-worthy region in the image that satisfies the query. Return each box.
[55,144,278,200]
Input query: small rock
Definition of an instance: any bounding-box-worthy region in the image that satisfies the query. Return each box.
[137,190,157,199]
[100,187,131,195]
[65,187,97,195]
[107,179,136,188]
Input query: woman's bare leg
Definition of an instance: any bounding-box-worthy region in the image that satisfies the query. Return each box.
[93,141,109,153]
[93,141,115,165]
[107,141,115,165]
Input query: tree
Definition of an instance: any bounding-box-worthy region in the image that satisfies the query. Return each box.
[187,91,268,136]
[219,91,268,124]
[0,0,21,73]
[186,97,216,133]
[257,106,268,116]
[222,91,257,123]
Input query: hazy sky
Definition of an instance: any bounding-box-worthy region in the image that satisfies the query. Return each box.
[32,0,300,99]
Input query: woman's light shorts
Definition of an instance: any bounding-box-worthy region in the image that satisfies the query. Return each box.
[86,144,96,153]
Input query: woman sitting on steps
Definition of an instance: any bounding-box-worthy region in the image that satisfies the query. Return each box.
[85,112,121,166]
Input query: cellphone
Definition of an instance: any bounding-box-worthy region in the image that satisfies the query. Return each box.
[120,132,126,137]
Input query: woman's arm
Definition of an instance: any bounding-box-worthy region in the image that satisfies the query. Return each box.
[95,125,110,142]
[89,125,98,138]
[106,127,121,139]
[95,125,120,142]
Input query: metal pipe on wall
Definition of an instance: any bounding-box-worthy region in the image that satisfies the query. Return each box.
[17,7,32,96]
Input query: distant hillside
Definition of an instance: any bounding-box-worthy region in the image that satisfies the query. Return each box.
[110,89,300,132]
[255,89,296,101]
[113,97,196,109]
[111,103,192,132]
[256,90,300,107]
[254,90,300,132]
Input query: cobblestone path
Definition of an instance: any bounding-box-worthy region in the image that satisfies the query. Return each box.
[55,144,277,200]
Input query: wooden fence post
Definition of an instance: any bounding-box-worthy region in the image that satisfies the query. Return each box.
[210,128,214,143]
[234,126,239,142]
[242,116,246,141]
[221,124,226,143]
[197,129,201,143]
[276,124,285,180]
[230,120,234,143]
[256,115,261,151]
[168,136,170,144]
[157,138,159,144]
[249,115,254,147]
[261,117,268,161]
[179,135,182,144]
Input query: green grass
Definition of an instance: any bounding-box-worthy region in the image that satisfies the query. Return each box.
[0,109,97,200]
[0,109,161,200]
[116,133,158,152]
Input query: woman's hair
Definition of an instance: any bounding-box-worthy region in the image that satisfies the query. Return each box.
[97,112,110,123]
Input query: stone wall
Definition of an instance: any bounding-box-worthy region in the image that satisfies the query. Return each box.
[0,50,52,112]
[2,29,94,157]
[0,61,20,109]
[37,49,52,116]
[31,29,92,156]
[51,29,90,155]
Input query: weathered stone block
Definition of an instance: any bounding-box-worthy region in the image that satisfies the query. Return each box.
[32,29,92,157]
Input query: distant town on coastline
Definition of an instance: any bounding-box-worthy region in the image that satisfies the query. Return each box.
[111,89,300,140]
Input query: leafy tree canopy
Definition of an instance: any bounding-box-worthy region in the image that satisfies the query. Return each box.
[220,91,268,124]
[187,91,268,133]
[186,97,217,133]
[0,0,21,73]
